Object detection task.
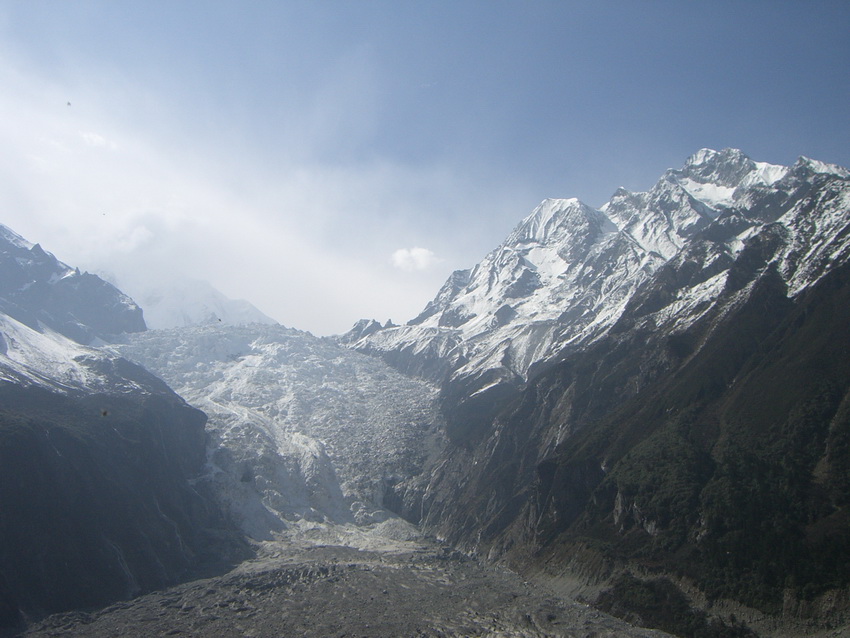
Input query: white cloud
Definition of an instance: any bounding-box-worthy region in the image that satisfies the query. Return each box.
[391,247,440,272]
[0,41,534,336]
[79,131,116,149]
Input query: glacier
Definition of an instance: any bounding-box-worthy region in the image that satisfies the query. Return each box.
[112,323,446,541]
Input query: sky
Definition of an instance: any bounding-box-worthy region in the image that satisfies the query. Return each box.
[0,1,848,335]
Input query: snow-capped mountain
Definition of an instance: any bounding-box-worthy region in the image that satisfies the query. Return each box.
[347,149,850,433]
[115,277,278,329]
[0,224,170,396]
[361,149,850,631]
[0,224,145,344]
[0,221,444,625]
[113,324,445,540]
[0,310,163,396]
[4,147,850,634]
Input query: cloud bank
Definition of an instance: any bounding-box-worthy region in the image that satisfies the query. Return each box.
[1,2,847,334]
[0,43,531,335]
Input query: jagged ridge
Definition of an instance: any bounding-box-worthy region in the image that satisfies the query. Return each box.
[346,148,850,632]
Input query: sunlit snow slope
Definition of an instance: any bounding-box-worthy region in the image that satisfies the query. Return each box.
[348,149,850,426]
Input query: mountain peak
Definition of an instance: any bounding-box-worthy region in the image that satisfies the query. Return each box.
[684,147,746,166]
[0,224,145,343]
[792,155,850,179]
[337,318,385,344]
[680,147,756,187]
[510,197,613,245]
[0,224,33,250]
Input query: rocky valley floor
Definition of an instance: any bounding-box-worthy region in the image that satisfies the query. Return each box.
[22,523,670,638]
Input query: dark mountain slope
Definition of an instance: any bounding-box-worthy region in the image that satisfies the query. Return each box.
[0,382,248,630]
[0,225,144,344]
[415,248,850,633]
[0,224,247,633]
[387,151,850,634]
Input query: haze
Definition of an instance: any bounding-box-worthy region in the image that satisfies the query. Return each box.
[0,1,848,335]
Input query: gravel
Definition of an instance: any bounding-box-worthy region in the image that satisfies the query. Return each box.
[24,532,671,638]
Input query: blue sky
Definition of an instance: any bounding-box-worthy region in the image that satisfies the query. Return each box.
[0,1,848,334]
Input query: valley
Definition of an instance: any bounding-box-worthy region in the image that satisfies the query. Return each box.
[23,528,670,638]
[1,148,850,636]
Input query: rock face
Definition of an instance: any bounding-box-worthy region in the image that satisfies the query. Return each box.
[0,384,244,626]
[0,225,145,344]
[346,149,850,628]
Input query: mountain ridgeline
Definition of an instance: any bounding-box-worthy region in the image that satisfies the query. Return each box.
[1,147,849,636]
[0,226,144,345]
[347,149,850,630]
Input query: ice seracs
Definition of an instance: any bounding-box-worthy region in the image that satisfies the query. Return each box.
[114,323,446,540]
